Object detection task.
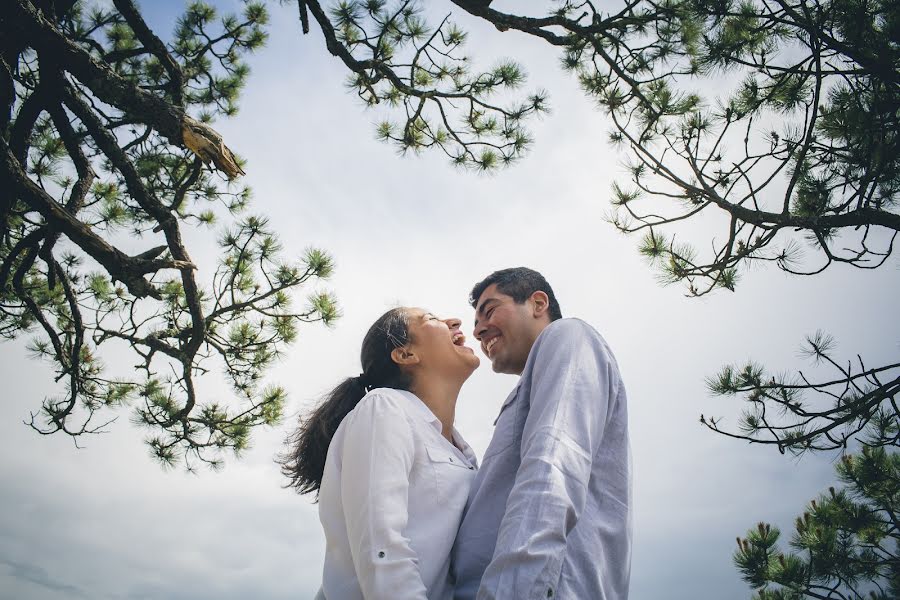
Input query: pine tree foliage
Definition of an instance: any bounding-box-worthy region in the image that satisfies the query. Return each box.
[734,444,899,600]
[331,0,898,462]
[1,1,337,469]
[3,0,895,473]
[704,332,898,453]
[426,0,899,289]
[295,0,549,170]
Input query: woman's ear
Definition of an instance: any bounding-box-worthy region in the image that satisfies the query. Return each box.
[391,346,420,366]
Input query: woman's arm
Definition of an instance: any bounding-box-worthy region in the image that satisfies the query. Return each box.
[340,393,429,599]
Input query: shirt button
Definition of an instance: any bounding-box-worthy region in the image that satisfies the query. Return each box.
[449,457,453,462]
[547,589,553,597]
[378,551,385,558]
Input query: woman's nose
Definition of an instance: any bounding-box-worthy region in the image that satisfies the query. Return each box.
[444,317,462,331]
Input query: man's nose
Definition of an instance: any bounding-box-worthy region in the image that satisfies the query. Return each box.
[473,321,486,340]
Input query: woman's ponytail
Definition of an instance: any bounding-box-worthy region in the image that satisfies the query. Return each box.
[280,308,412,497]
[280,376,368,496]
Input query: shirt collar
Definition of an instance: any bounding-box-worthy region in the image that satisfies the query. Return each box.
[389,390,476,465]
[451,428,478,466]
[393,389,443,434]
[494,381,521,425]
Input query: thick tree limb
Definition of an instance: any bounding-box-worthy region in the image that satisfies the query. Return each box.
[3,139,163,299]
[11,0,243,179]
[111,0,185,106]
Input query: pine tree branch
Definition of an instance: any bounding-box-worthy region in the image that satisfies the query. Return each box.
[770,0,900,86]
[10,0,242,178]
[449,0,571,42]
[2,139,162,299]
[111,0,185,106]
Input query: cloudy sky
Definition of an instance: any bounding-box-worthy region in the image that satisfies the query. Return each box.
[2,1,898,599]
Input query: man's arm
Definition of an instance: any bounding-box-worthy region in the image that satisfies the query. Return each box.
[341,394,429,599]
[477,320,620,600]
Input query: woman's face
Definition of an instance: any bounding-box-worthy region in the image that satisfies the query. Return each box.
[400,308,480,380]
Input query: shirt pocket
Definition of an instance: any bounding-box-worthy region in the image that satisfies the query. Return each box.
[424,444,475,505]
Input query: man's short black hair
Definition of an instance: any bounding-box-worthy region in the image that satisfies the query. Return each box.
[469,267,562,321]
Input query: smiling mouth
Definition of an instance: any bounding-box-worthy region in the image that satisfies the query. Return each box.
[452,332,476,354]
[485,336,500,357]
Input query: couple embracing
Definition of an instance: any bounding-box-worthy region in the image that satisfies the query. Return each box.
[282,268,632,599]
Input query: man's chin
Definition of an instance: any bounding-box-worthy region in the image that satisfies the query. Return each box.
[490,358,512,375]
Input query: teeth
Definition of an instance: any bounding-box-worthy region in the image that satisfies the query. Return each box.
[452,332,464,345]
[486,337,499,353]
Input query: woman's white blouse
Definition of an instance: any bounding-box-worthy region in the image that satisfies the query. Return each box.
[315,388,478,600]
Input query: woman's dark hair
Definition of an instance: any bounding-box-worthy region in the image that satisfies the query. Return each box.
[280,308,413,496]
[469,267,562,321]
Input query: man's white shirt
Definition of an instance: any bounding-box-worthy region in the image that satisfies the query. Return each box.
[316,388,478,600]
[452,319,632,600]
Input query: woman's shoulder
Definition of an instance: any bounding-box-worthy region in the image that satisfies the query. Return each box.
[331,389,421,462]
[347,387,414,422]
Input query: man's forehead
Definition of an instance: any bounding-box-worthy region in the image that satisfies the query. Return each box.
[475,284,501,310]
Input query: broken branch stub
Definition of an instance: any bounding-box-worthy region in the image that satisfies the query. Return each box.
[181,117,245,179]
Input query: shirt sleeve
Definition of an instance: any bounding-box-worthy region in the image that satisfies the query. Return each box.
[340,393,429,599]
[476,321,619,600]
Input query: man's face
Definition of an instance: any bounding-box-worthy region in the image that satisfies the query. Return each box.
[472,283,547,375]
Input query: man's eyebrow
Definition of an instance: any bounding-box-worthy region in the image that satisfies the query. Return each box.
[474,299,490,329]
[475,298,497,319]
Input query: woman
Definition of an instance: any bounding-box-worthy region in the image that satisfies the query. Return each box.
[281,307,481,599]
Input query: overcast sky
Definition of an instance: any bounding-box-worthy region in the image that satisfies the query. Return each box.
[2,1,898,599]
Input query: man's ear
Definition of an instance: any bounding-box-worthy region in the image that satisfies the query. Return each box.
[391,346,419,366]
[529,291,550,319]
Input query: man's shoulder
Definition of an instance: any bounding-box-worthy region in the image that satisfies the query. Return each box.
[539,317,603,345]
[528,317,617,370]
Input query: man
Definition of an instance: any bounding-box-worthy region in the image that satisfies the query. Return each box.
[452,267,631,600]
